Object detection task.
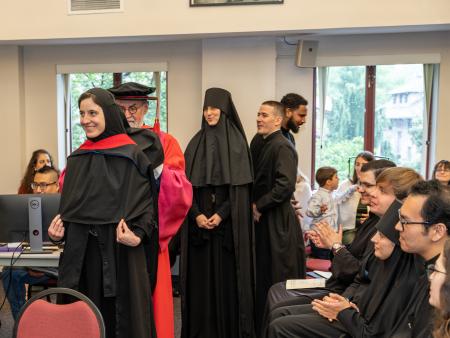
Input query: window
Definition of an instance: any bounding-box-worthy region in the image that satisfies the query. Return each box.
[67,71,167,152]
[313,64,435,183]
[374,64,426,173]
[315,66,366,181]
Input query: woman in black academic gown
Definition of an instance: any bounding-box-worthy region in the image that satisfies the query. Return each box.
[48,88,157,338]
[181,88,255,338]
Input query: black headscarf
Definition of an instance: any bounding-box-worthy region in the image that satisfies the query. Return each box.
[355,199,417,331]
[185,87,252,186]
[181,88,256,337]
[375,199,402,245]
[83,88,127,142]
[60,88,154,225]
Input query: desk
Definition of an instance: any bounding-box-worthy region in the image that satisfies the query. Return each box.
[0,250,60,267]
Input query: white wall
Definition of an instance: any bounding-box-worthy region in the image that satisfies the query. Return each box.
[0,46,25,193]
[1,0,449,41]
[202,37,276,139]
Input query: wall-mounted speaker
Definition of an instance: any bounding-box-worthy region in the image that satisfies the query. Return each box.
[295,40,319,68]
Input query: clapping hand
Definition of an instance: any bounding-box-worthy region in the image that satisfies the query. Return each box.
[307,221,343,250]
[311,293,353,322]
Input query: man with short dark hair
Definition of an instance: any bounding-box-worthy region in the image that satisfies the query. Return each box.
[251,100,306,334]
[32,166,59,194]
[280,93,308,146]
[389,180,450,337]
[1,166,60,320]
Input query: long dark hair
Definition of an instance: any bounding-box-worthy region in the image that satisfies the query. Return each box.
[351,151,375,183]
[434,239,450,337]
[433,160,450,185]
[18,149,53,194]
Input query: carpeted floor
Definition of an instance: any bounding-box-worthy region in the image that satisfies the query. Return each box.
[0,283,14,338]
[0,282,182,338]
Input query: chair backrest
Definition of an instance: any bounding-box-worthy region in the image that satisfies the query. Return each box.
[13,287,106,338]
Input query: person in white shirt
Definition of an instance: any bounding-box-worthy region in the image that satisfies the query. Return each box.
[294,170,312,232]
[337,151,374,244]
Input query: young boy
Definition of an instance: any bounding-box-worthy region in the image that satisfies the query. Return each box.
[307,166,356,257]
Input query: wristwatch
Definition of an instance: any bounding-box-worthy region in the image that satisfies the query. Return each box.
[331,242,345,255]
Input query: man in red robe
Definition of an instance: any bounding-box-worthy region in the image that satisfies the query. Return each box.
[109,82,192,338]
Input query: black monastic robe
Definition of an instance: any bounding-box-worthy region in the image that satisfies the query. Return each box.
[389,255,438,338]
[181,88,255,338]
[251,130,306,332]
[58,136,158,338]
[58,88,158,338]
[261,212,380,337]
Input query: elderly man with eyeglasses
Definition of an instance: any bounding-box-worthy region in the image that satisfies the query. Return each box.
[1,166,60,320]
[109,82,192,338]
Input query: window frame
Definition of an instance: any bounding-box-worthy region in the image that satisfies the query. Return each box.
[310,64,435,183]
[56,62,168,167]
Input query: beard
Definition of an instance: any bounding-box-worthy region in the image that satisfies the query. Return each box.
[128,119,144,128]
[287,117,300,133]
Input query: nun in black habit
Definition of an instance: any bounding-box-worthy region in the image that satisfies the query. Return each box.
[180,87,255,338]
[49,88,158,338]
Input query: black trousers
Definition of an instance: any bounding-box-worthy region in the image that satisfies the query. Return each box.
[261,282,331,338]
[267,304,349,338]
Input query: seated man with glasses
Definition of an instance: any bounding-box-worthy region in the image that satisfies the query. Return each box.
[1,166,59,320]
[388,180,450,337]
[30,165,59,194]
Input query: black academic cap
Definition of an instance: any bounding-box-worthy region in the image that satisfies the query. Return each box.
[375,199,403,245]
[108,82,156,100]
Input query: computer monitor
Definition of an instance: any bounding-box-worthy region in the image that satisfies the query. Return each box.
[0,194,60,252]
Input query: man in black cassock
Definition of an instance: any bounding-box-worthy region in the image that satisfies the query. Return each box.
[388,180,450,337]
[250,100,306,334]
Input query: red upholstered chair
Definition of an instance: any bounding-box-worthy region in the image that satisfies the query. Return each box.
[14,287,105,338]
[306,258,332,272]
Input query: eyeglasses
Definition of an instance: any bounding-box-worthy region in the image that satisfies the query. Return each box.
[359,181,376,190]
[118,104,142,115]
[397,209,432,231]
[30,182,56,190]
[426,264,447,278]
[436,168,450,173]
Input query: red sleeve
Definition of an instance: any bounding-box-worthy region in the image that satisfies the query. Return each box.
[157,132,192,250]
